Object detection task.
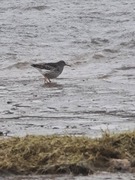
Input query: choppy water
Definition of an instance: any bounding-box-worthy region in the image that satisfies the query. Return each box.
[0,0,135,137]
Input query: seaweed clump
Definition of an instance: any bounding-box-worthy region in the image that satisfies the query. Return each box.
[0,131,135,175]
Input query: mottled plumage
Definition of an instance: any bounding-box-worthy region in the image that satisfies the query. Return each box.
[31,60,70,83]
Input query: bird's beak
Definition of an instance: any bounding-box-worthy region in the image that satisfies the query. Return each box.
[65,63,71,67]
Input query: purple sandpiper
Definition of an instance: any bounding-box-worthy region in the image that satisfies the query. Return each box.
[31,60,70,83]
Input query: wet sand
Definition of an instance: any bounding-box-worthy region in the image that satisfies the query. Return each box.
[0,0,135,179]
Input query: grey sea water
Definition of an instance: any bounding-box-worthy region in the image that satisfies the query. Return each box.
[0,0,135,137]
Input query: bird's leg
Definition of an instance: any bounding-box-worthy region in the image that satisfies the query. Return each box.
[47,78,51,83]
[44,76,51,83]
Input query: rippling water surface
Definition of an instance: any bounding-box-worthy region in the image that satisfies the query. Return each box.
[0,0,135,137]
[1,172,135,180]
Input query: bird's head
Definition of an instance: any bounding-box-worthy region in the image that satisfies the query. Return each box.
[58,61,71,67]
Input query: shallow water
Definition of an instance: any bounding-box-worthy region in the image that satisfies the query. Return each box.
[1,172,135,180]
[0,0,135,137]
[0,0,135,178]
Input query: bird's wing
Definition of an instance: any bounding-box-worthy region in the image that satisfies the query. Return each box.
[43,63,58,70]
[31,62,57,70]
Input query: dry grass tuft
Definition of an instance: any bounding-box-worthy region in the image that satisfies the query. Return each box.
[0,131,135,175]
